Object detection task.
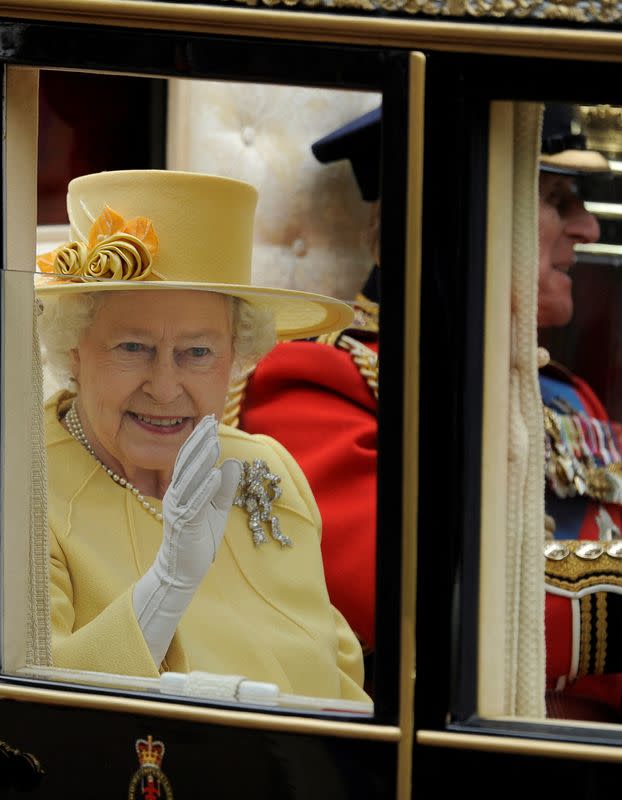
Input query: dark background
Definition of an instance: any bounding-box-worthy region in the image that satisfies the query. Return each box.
[37,71,166,225]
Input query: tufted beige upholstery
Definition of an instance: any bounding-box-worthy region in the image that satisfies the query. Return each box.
[167,79,380,300]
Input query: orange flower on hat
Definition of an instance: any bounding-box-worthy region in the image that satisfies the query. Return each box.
[36,205,161,283]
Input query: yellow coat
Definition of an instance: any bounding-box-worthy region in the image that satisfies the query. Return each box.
[46,393,368,701]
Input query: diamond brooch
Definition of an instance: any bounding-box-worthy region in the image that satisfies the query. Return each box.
[234,459,292,547]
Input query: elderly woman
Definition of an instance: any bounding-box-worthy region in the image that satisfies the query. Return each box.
[35,169,368,702]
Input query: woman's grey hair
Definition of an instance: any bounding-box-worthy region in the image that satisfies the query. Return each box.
[37,291,277,390]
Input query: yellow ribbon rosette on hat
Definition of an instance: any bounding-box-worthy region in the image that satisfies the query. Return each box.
[37,205,161,283]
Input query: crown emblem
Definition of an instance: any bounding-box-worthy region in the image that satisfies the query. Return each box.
[577,104,622,157]
[129,736,173,800]
[135,736,165,769]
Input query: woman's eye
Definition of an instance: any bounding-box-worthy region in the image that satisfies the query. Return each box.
[187,347,212,358]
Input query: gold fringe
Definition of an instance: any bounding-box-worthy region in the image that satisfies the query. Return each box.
[578,594,592,678]
[335,335,379,400]
[594,592,607,675]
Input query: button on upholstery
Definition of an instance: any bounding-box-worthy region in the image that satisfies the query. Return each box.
[241,126,255,146]
[292,238,307,257]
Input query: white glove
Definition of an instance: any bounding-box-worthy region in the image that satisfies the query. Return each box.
[133,415,242,667]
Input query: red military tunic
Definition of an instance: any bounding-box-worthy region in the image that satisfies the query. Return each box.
[237,330,378,653]
[542,361,622,717]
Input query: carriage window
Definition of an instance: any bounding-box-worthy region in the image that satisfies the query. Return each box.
[3,67,385,716]
[538,103,622,724]
[474,100,622,728]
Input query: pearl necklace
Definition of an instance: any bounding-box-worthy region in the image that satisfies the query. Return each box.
[64,401,163,522]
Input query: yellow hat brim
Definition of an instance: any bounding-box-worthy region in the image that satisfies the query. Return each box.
[35,278,354,341]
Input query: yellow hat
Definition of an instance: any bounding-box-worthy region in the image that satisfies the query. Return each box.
[35,170,354,340]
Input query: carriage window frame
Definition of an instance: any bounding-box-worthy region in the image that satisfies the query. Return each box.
[414,50,622,759]
[0,12,419,751]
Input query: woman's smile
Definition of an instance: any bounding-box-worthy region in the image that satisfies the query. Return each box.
[127,411,191,434]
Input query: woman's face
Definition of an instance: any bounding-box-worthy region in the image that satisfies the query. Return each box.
[71,289,234,480]
[538,172,600,329]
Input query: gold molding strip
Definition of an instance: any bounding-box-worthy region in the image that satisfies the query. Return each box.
[0,2,622,60]
[417,729,622,763]
[396,50,425,800]
[480,101,514,717]
[1,0,622,24]
[0,683,401,741]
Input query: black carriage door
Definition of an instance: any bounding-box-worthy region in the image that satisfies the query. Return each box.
[0,9,414,798]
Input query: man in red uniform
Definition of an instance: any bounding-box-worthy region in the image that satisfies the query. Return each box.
[227,108,381,663]
[538,104,621,542]
[536,105,622,718]
[231,104,622,718]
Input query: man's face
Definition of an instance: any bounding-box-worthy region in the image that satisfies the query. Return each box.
[538,172,600,329]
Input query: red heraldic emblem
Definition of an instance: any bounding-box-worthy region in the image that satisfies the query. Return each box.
[128,736,174,800]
